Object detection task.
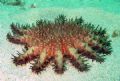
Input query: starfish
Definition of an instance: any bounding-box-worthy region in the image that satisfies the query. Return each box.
[7,15,112,74]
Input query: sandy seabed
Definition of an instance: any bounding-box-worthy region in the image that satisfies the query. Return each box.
[0,0,120,81]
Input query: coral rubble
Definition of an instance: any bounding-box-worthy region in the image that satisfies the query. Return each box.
[7,15,112,74]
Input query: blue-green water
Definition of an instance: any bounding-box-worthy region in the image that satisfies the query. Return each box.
[36,0,120,14]
[0,0,120,81]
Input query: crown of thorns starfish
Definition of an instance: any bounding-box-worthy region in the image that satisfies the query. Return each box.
[7,14,112,74]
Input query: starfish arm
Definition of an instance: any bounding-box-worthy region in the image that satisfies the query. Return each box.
[31,43,58,74]
[10,23,24,35]
[53,50,66,74]
[77,42,105,63]
[10,23,32,36]
[60,40,90,72]
[67,48,90,72]
[12,46,40,65]
[31,48,52,74]
[71,37,105,63]
[81,34,112,55]
[73,35,103,54]
[88,40,112,55]
[7,33,28,45]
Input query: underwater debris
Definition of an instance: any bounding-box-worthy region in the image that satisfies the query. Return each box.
[7,14,112,74]
[7,0,25,6]
[112,29,120,38]
[0,0,25,6]
[30,3,36,8]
